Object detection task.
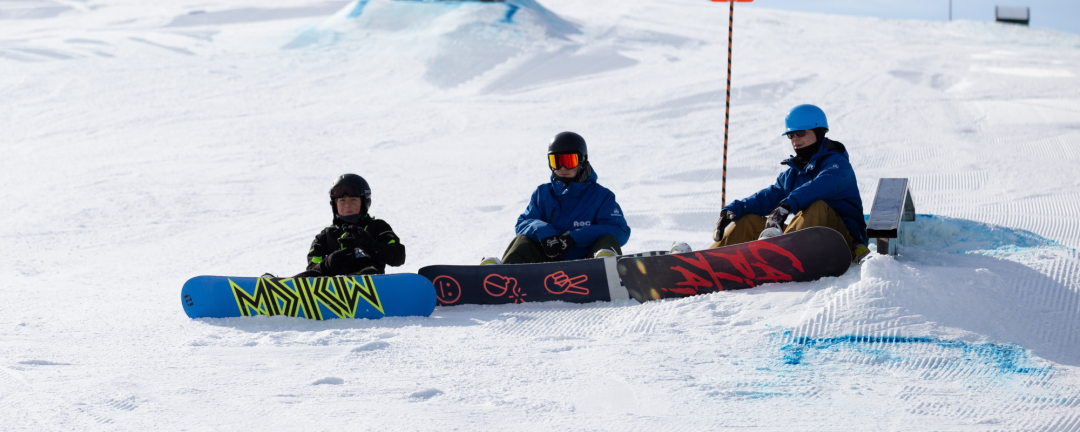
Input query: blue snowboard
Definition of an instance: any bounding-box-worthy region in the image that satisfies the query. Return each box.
[181,274,436,320]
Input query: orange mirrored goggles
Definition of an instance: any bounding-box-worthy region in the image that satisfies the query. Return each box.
[548,153,582,170]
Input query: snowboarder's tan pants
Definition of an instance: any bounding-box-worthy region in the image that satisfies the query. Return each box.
[709,200,855,251]
[502,234,623,264]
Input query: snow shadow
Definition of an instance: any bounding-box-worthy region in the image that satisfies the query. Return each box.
[165,2,351,27]
[0,0,70,20]
[863,216,1080,366]
[630,75,815,120]
[193,313,478,333]
[192,296,632,334]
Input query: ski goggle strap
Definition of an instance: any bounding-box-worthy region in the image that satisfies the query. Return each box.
[548,153,581,170]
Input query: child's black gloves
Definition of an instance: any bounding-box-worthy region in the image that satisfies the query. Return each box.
[325,248,358,272]
[540,233,576,259]
[340,225,378,258]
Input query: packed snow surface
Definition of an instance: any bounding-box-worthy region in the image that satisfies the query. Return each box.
[2,0,1080,430]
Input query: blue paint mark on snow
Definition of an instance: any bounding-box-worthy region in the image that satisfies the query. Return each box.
[780,335,1050,376]
[502,3,519,23]
[346,0,370,18]
[718,389,785,399]
[864,214,1067,254]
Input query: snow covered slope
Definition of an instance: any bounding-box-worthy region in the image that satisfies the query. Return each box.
[2,0,1080,430]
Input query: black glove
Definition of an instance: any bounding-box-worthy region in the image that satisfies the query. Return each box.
[765,204,792,231]
[324,247,358,273]
[340,225,377,258]
[540,233,576,259]
[712,209,736,242]
[337,234,357,251]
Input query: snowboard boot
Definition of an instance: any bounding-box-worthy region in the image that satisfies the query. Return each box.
[758,227,783,240]
[852,243,871,264]
[480,256,503,265]
[670,241,692,254]
[593,249,617,259]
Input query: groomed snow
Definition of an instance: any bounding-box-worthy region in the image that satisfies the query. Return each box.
[2,0,1080,430]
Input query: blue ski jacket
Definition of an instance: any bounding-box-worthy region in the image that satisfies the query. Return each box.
[722,139,867,246]
[515,168,631,260]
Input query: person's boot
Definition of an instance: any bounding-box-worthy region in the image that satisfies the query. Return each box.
[593,249,617,259]
[852,244,871,264]
[670,241,692,254]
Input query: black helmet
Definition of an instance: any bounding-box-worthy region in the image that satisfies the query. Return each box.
[329,174,371,217]
[548,131,588,157]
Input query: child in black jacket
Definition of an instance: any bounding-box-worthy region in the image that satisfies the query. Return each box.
[294,174,405,277]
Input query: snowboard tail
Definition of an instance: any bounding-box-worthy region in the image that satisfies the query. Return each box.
[617,227,851,303]
[182,274,436,319]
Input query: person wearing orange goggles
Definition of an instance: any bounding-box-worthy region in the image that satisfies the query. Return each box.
[480,131,631,265]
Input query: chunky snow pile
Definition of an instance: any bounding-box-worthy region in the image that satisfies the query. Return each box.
[2,0,1080,430]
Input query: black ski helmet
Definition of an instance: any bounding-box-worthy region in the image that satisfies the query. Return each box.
[548,131,588,158]
[329,174,371,217]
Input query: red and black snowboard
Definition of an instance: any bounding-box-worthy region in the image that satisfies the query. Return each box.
[617,227,851,303]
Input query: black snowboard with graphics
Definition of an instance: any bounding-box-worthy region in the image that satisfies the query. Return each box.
[418,256,632,306]
[617,227,851,303]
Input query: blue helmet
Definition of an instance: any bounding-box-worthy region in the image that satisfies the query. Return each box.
[783,104,828,135]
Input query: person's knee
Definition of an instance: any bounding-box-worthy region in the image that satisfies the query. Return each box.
[731,215,766,232]
[803,200,832,214]
[714,214,766,247]
[502,235,542,264]
[787,201,850,241]
[790,201,833,223]
[595,234,619,245]
[591,234,622,255]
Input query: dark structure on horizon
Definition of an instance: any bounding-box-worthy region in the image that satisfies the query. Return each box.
[995,5,1030,26]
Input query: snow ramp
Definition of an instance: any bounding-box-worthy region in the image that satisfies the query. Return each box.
[282,0,638,91]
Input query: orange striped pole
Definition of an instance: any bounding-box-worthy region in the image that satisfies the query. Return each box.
[712,0,752,207]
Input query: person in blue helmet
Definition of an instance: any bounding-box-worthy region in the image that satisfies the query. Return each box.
[481,131,631,265]
[710,105,870,262]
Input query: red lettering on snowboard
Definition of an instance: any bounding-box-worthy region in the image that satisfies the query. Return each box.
[666,242,805,294]
[667,266,713,295]
[749,241,804,273]
[703,249,759,288]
